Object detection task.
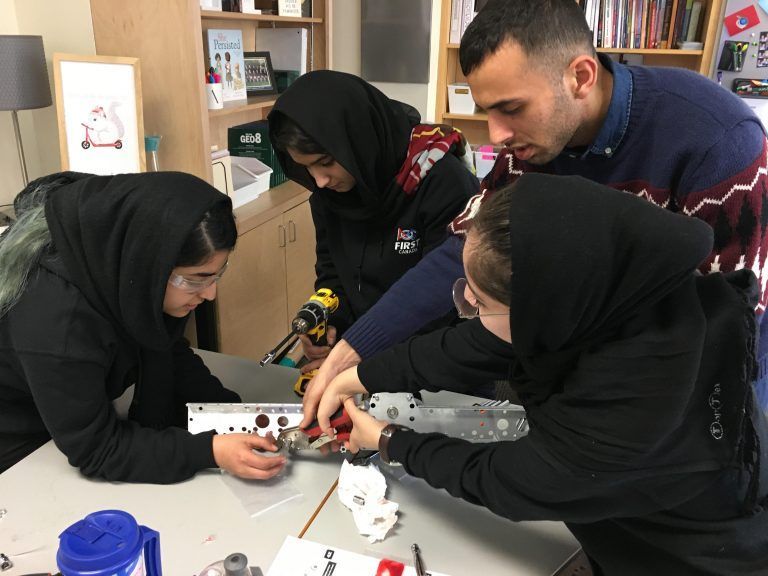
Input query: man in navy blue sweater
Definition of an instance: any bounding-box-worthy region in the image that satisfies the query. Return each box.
[301,0,768,427]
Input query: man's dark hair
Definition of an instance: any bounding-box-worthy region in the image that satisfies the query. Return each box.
[460,0,595,76]
[270,113,328,156]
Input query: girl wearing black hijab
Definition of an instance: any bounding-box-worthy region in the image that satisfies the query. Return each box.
[315,174,768,575]
[0,172,285,483]
[268,70,478,368]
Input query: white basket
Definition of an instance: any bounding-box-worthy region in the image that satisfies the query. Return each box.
[447,83,476,114]
[230,156,273,208]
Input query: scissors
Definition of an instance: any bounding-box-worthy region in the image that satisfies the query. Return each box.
[275,406,353,452]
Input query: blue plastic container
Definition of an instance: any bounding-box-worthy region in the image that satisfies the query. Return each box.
[57,510,161,576]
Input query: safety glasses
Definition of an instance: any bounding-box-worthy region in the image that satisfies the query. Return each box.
[168,261,228,293]
[452,277,509,320]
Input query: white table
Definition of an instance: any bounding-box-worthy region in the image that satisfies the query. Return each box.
[0,350,578,575]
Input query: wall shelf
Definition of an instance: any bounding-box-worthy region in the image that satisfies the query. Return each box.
[201,10,322,24]
[444,112,488,121]
[208,95,279,119]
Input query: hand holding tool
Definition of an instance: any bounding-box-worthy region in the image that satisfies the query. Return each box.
[275,406,352,452]
[260,288,339,367]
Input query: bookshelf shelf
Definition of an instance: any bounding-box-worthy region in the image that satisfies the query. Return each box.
[597,48,703,56]
[200,10,322,24]
[208,95,279,119]
[448,44,702,57]
[444,112,489,121]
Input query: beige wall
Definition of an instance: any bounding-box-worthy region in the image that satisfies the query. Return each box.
[0,0,95,206]
[331,0,442,122]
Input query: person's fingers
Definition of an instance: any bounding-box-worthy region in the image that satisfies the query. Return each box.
[301,358,325,373]
[244,433,278,451]
[300,377,322,428]
[235,460,286,480]
[298,334,331,360]
[326,325,337,347]
[240,449,286,471]
[315,393,338,438]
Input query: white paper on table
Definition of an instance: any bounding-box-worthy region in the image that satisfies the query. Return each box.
[266,536,453,576]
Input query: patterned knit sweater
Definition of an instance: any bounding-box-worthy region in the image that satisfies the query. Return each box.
[343,60,768,408]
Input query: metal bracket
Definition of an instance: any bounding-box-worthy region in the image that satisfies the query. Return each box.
[187,393,528,443]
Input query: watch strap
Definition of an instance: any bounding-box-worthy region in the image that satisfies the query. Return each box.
[378,423,411,465]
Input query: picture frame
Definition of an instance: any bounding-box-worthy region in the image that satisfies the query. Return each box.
[278,0,302,17]
[53,53,146,174]
[243,51,277,96]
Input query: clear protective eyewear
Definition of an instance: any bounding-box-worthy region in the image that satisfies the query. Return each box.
[168,261,228,293]
[452,277,509,320]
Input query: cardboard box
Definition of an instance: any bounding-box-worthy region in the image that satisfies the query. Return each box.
[230,156,273,207]
[228,120,287,188]
[447,83,476,115]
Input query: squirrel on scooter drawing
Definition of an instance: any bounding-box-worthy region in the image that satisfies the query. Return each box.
[85,102,125,145]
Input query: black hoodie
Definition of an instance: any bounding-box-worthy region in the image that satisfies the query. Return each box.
[269,71,478,333]
[0,172,240,483]
[359,174,768,574]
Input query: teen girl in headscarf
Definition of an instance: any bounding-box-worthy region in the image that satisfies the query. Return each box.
[314,174,768,575]
[268,70,478,369]
[0,172,285,483]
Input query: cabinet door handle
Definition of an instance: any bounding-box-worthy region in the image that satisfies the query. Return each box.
[288,219,296,242]
[278,224,286,247]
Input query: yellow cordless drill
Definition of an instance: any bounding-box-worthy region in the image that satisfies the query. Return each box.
[260,289,339,396]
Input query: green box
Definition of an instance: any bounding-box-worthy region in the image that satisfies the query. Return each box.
[228,120,287,189]
[274,69,300,94]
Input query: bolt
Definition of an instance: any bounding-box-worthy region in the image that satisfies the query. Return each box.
[0,553,12,571]
[371,394,380,402]
[405,394,413,401]
[386,406,399,419]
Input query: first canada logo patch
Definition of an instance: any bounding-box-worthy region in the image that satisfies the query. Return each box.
[395,228,420,255]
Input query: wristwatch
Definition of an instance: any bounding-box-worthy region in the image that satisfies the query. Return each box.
[378,423,411,465]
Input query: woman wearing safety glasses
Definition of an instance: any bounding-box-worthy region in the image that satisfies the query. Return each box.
[315,174,768,574]
[0,172,285,483]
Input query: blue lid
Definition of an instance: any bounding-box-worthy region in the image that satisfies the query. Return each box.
[144,135,162,152]
[57,510,143,574]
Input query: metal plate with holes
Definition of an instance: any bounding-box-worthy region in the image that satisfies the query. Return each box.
[187,403,303,438]
[188,394,529,444]
[367,393,529,442]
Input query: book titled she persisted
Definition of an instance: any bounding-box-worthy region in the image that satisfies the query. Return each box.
[207,29,247,102]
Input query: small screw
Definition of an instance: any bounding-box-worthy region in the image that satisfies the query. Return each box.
[0,509,6,519]
[0,552,12,571]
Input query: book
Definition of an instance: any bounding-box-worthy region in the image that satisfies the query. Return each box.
[207,29,247,102]
[686,1,702,42]
[256,27,308,76]
[449,0,463,44]
[460,0,475,39]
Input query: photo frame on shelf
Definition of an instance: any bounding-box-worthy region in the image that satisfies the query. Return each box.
[243,51,277,96]
[53,53,145,174]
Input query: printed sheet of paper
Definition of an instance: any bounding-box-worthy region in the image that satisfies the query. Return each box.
[266,536,451,576]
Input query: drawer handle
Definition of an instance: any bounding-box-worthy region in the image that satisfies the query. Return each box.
[288,220,296,242]
[278,224,286,247]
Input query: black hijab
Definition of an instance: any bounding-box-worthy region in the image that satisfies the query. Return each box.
[268,70,419,221]
[43,171,231,352]
[503,174,758,481]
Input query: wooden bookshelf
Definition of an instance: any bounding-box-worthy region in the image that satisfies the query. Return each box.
[90,0,331,356]
[435,0,724,144]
